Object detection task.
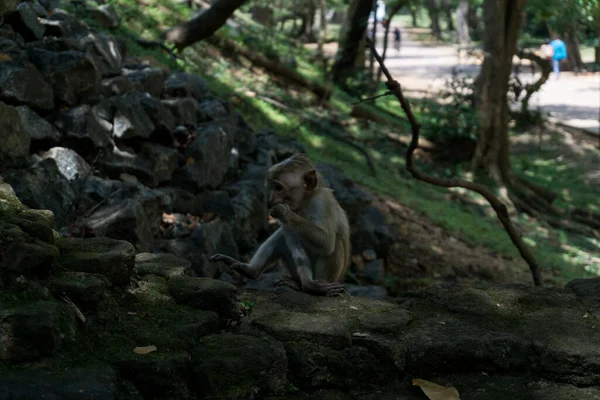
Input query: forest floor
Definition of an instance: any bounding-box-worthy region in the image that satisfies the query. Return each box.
[377,22,600,136]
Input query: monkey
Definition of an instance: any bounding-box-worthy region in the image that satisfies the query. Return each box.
[209,153,350,296]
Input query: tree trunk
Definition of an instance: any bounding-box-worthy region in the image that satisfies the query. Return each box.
[331,0,374,87]
[564,25,586,72]
[376,2,404,87]
[596,18,600,64]
[317,0,327,54]
[410,5,418,27]
[368,0,378,94]
[466,1,480,41]
[442,0,454,31]
[162,0,248,50]
[299,0,317,42]
[251,6,274,27]
[426,0,442,40]
[292,0,298,32]
[455,0,470,44]
[472,0,527,180]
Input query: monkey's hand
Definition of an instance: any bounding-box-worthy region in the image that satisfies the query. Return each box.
[269,203,292,223]
[303,280,346,297]
[208,254,259,280]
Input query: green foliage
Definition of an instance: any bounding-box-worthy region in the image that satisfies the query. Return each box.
[421,70,479,142]
[239,300,255,314]
[289,383,300,392]
[524,0,600,40]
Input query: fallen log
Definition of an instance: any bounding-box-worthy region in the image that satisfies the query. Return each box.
[209,36,331,100]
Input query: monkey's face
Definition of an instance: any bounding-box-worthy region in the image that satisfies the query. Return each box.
[268,170,317,212]
[269,174,305,211]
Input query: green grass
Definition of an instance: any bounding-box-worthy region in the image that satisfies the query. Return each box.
[82,0,599,286]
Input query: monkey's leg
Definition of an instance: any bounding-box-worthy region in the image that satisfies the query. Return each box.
[274,277,302,291]
[282,233,345,297]
[210,229,285,280]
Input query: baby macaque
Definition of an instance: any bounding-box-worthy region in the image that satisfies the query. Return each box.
[209,153,350,296]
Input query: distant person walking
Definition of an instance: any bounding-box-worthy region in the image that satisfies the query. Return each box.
[393,27,401,53]
[550,34,567,79]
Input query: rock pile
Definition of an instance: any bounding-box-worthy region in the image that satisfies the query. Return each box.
[0,0,395,295]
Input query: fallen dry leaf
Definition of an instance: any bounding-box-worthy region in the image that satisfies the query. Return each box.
[162,212,177,224]
[201,212,214,222]
[186,156,195,165]
[412,378,461,400]
[0,54,13,61]
[133,345,157,355]
[352,254,365,271]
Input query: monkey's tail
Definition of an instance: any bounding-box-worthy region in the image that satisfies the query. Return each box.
[332,232,351,282]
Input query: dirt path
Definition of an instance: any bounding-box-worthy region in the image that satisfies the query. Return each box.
[376,24,600,136]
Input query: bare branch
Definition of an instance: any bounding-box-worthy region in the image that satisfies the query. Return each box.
[352,91,392,105]
[365,37,542,286]
[135,38,181,61]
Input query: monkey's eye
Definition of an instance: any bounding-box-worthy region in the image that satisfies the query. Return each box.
[273,182,283,192]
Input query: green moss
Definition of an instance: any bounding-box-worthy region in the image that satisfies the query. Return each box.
[0,182,24,219]
[0,284,53,308]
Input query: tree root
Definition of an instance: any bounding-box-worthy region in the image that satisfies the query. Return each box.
[509,178,599,235]
[515,176,558,204]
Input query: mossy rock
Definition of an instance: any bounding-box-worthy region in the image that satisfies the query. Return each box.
[134,252,190,280]
[0,300,77,364]
[0,0,18,17]
[0,178,24,219]
[116,352,193,400]
[251,311,352,350]
[190,334,288,399]
[57,237,135,286]
[285,340,391,391]
[48,271,108,311]
[0,365,124,399]
[0,221,59,279]
[168,276,240,322]
[6,209,55,244]
[83,276,220,363]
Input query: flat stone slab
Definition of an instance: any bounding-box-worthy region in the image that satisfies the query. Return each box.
[134,252,190,280]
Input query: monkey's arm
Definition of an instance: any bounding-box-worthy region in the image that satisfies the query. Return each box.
[270,204,335,255]
[209,229,284,280]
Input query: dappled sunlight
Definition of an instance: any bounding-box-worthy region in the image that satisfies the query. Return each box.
[308,136,324,148]
[561,188,573,203]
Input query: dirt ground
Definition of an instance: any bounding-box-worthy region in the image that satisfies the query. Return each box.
[370,121,599,294]
[375,194,530,292]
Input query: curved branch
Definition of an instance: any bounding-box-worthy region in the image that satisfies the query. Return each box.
[515,49,552,114]
[365,37,542,286]
[135,38,181,61]
[161,0,248,50]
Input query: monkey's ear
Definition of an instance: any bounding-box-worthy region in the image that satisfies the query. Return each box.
[303,170,318,191]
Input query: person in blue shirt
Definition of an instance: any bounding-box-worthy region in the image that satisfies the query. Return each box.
[550,34,568,79]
